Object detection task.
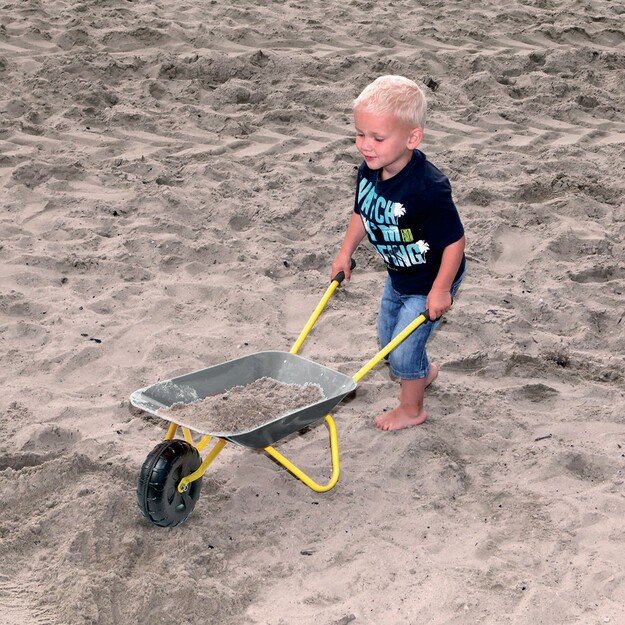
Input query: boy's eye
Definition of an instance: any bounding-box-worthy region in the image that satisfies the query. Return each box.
[374,137,384,142]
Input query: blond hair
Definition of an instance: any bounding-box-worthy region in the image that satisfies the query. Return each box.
[353,75,427,129]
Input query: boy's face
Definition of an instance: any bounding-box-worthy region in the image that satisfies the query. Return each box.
[354,107,423,179]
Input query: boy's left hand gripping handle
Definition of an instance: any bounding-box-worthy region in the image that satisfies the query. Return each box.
[421,297,454,322]
[331,259,356,285]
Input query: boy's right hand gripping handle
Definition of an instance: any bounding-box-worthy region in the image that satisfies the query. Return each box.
[331,259,356,285]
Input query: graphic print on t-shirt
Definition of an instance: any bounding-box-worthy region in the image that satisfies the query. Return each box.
[357,178,430,269]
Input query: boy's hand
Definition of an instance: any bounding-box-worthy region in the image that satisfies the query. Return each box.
[331,254,354,283]
[426,288,452,321]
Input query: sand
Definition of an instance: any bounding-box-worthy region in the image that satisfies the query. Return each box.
[157,377,325,435]
[1,0,624,623]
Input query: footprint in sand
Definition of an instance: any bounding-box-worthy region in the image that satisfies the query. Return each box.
[568,265,625,284]
[1,423,80,471]
[512,383,559,403]
[490,226,539,275]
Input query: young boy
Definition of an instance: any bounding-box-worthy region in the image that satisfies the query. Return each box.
[331,75,465,431]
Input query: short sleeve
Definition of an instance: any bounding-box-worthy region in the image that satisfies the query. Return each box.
[422,177,464,249]
[353,166,364,214]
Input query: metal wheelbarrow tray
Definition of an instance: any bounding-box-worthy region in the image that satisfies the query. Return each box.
[131,261,436,528]
[130,350,357,448]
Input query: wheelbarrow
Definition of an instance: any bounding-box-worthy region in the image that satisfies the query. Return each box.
[131,261,435,527]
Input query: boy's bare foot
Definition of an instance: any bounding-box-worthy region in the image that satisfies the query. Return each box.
[374,406,428,430]
[373,363,439,431]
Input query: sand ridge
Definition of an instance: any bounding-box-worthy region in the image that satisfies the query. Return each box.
[1,0,624,624]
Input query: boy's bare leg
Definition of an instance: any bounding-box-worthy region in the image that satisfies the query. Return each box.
[374,363,439,431]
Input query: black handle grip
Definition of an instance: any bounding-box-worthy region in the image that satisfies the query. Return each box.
[420,309,433,322]
[332,259,357,285]
[421,296,453,322]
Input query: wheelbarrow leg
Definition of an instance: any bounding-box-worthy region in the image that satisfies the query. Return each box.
[264,415,340,493]
[164,423,212,451]
[164,422,178,440]
[177,438,228,493]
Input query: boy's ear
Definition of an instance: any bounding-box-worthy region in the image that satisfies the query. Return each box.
[407,127,423,149]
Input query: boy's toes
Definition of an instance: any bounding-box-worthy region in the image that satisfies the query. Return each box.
[374,413,387,428]
[374,412,392,430]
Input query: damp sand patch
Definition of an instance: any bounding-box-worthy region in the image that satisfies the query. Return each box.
[157,376,325,434]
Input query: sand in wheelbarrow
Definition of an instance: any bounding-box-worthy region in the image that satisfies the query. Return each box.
[157,377,325,434]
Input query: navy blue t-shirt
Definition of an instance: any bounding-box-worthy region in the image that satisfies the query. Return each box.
[353,149,465,295]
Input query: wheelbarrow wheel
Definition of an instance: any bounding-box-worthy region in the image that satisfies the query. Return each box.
[137,439,202,528]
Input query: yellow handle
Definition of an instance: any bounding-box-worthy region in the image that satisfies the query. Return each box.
[352,312,429,383]
[290,280,340,355]
[290,260,356,356]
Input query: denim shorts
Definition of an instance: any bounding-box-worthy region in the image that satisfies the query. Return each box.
[377,274,464,380]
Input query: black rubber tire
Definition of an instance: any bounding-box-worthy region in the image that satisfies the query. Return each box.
[137,439,203,528]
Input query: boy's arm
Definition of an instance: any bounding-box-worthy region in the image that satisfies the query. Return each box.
[331,213,366,281]
[426,235,465,320]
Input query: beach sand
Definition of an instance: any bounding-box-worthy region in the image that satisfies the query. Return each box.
[1,0,624,623]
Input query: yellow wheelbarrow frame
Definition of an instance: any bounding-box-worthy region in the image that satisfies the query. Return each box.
[133,262,433,527]
[170,269,430,494]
